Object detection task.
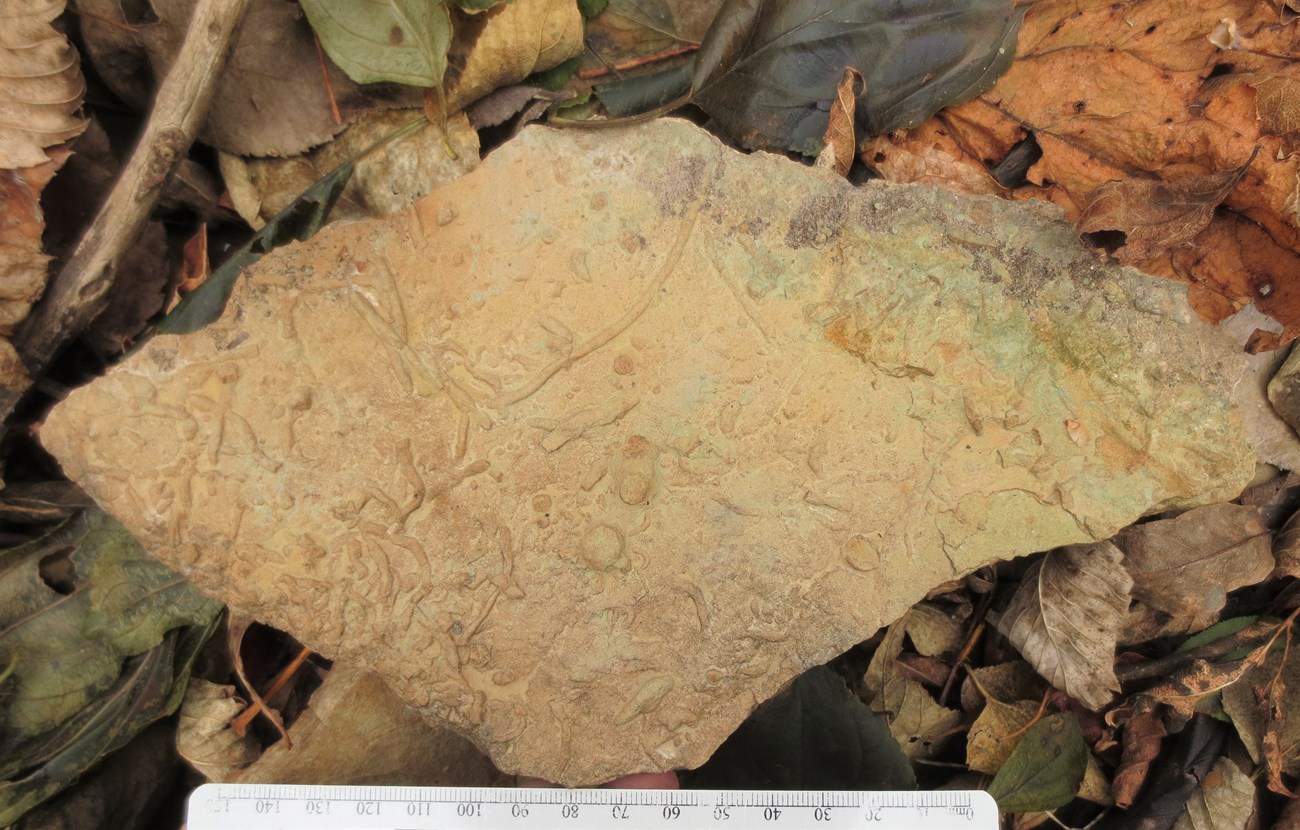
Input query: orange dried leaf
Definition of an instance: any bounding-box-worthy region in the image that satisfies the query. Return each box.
[1077,151,1255,264]
[873,0,1300,344]
[1253,73,1300,159]
[861,119,1002,196]
[816,67,863,178]
[1112,698,1166,808]
[177,224,210,296]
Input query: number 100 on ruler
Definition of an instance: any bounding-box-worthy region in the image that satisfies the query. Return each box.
[188,784,998,829]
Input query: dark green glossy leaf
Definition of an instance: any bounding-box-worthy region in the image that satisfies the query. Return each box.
[986,713,1087,814]
[157,160,354,335]
[690,0,1023,155]
[597,62,692,117]
[689,666,916,790]
[0,510,221,824]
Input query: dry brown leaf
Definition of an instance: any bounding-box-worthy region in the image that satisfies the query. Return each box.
[177,225,210,296]
[1253,74,1300,158]
[815,67,862,178]
[1112,697,1167,808]
[895,652,950,688]
[581,0,719,74]
[863,612,909,703]
[177,679,260,781]
[1117,503,1274,639]
[861,119,1004,197]
[874,0,1300,345]
[445,0,583,113]
[874,675,961,761]
[905,602,964,658]
[1077,153,1255,264]
[1152,654,1260,720]
[995,542,1133,711]
[959,661,1045,714]
[1231,640,1300,797]
[219,110,479,228]
[1276,509,1300,579]
[1077,753,1113,806]
[1170,757,1258,830]
[963,662,1047,773]
[0,0,87,168]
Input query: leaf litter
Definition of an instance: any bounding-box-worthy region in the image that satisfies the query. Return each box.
[5,0,1300,825]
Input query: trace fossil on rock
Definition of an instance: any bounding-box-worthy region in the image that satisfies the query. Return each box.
[42,119,1253,784]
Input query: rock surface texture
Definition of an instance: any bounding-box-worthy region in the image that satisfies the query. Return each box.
[43,120,1253,784]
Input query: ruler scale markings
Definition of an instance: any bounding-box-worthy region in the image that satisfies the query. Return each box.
[188,785,996,829]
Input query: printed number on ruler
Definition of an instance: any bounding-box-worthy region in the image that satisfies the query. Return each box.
[188,784,998,830]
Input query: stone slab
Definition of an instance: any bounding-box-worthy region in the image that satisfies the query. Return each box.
[42,120,1253,784]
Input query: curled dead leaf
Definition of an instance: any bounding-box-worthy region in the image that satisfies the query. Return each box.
[815,67,863,178]
[1112,697,1167,809]
[177,680,260,781]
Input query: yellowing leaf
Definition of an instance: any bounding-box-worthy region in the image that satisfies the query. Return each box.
[966,695,1040,774]
[446,0,584,111]
[0,0,87,168]
[301,0,453,87]
[995,542,1132,711]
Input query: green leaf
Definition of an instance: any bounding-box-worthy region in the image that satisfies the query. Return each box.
[0,510,221,824]
[986,713,1088,814]
[300,0,453,87]
[1177,616,1260,653]
[454,0,507,9]
[528,55,582,91]
[157,160,355,335]
[579,0,609,16]
[689,666,916,790]
[689,0,1024,155]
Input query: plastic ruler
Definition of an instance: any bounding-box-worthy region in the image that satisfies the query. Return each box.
[187,784,998,830]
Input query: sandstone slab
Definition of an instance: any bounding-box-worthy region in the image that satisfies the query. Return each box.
[42,120,1253,784]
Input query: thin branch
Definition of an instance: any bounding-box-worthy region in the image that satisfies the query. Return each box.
[9,0,253,420]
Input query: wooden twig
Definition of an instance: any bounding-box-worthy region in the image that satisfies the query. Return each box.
[9,0,252,420]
